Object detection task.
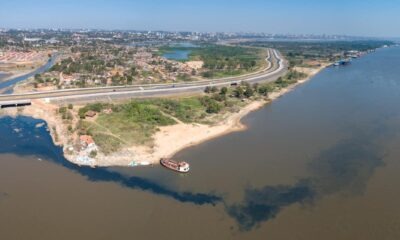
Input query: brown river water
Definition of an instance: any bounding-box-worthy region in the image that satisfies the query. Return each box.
[1,47,400,239]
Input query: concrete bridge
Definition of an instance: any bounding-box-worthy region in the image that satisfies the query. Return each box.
[0,100,32,108]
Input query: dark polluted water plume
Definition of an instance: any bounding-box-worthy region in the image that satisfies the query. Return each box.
[226,180,315,231]
[0,115,387,231]
[0,116,222,206]
[226,138,385,231]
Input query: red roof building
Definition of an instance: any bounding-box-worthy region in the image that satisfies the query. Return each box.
[80,135,95,146]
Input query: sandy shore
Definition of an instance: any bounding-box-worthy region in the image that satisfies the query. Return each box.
[268,64,328,100]
[2,64,327,167]
[125,64,329,167]
[84,100,266,167]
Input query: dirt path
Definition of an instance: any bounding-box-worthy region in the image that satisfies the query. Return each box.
[87,120,128,144]
[159,110,184,124]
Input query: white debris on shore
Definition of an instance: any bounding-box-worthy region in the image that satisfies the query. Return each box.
[35,122,45,128]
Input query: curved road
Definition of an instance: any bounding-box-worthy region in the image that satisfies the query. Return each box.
[0,49,287,104]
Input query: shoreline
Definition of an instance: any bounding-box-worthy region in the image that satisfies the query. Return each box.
[1,64,327,168]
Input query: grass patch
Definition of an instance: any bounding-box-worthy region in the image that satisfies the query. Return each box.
[160,44,266,78]
[78,101,176,153]
[92,133,123,154]
[153,98,206,123]
[75,72,307,155]
[190,45,264,78]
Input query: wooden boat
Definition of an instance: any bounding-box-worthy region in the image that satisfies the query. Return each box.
[160,158,190,173]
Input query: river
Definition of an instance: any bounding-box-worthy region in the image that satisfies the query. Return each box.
[163,49,191,61]
[1,47,400,239]
[0,55,58,93]
[162,42,198,61]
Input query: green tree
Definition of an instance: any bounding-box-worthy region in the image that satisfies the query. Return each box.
[59,107,67,114]
[204,86,212,93]
[127,75,133,84]
[252,83,259,92]
[202,71,214,78]
[212,93,226,102]
[34,74,43,83]
[276,77,284,84]
[244,86,254,98]
[211,86,219,93]
[233,86,244,98]
[258,84,274,96]
[220,87,228,95]
[206,99,222,113]
[89,150,97,158]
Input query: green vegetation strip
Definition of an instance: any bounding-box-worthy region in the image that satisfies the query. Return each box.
[161,44,266,78]
[74,70,306,154]
[240,40,393,68]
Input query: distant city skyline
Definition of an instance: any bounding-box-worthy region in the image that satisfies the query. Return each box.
[1,0,399,38]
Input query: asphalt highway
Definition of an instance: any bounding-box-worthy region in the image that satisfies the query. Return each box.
[0,48,287,104]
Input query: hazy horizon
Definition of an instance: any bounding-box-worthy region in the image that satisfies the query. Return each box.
[1,0,400,38]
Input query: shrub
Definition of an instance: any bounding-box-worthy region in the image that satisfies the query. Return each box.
[89,150,97,158]
[59,107,67,114]
[206,100,222,113]
[233,86,244,98]
[211,93,226,102]
[200,96,222,114]
[258,85,273,95]
[211,86,219,93]
[220,87,228,95]
[202,71,214,78]
[244,87,254,98]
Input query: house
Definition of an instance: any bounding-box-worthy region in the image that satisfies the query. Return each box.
[80,135,95,147]
[60,73,75,85]
[79,135,98,159]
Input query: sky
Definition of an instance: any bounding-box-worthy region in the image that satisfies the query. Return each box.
[1,0,400,37]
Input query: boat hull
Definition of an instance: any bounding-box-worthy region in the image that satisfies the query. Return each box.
[160,158,190,173]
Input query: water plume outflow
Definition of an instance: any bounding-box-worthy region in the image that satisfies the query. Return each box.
[0,116,387,231]
[0,116,223,206]
[226,138,385,231]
